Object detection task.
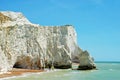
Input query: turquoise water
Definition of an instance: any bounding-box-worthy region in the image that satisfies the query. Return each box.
[2,62,120,80]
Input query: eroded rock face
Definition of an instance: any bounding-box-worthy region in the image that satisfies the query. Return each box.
[0,47,10,73]
[0,11,96,73]
[0,11,78,72]
[0,13,11,24]
[77,51,96,70]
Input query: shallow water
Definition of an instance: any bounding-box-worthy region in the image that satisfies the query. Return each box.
[1,62,120,80]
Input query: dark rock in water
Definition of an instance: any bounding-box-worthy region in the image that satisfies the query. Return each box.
[77,65,96,70]
[54,64,72,69]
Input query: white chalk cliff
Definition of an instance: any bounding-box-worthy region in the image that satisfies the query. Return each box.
[78,51,96,70]
[0,11,96,73]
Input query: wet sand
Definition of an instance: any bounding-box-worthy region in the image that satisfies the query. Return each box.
[0,68,44,78]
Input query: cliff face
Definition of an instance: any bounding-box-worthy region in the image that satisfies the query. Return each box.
[0,11,96,73]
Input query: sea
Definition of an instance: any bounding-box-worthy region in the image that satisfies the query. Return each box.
[1,62,120,80]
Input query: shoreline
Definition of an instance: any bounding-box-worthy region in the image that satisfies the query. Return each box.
[0,63,79,79]
[0,68,44,79]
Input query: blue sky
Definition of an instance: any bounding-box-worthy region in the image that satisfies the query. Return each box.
[0,0,120,61]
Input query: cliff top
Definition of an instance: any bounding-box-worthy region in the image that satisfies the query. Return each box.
[0,11,37,27]
[0,12,11,24]
[0,11,74,29]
